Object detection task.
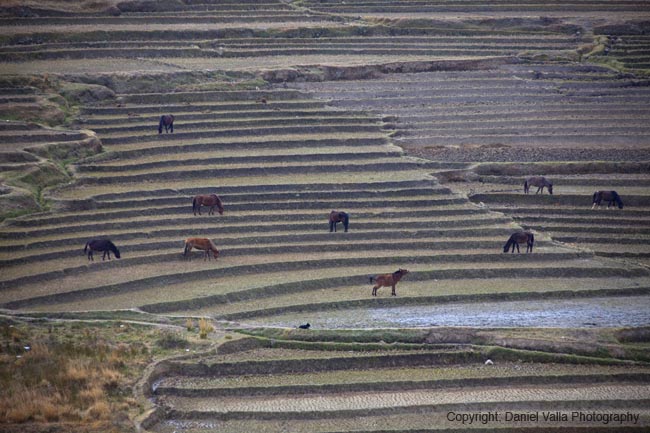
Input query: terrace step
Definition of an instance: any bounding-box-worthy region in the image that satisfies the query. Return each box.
[5,256,644,312]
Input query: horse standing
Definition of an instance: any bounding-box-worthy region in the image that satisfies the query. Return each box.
[158,114,174,134]
[524,176,553,195]
[592,190,623,209]
[370,268,409,296]
[193,194,224,216]
[84,239,121,261]
[329,210,349,232]
[503,232,534,253]
[183,238,219,261]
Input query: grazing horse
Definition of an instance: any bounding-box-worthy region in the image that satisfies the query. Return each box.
[329,210,349,232]
[84,239,121,261]
[503,232,534,253]
[592,190,623,209]
[370,268,409,296]
[192,194,224,216]
[183,238,219,261]
[158,114,174,134]
[524,176,553,195]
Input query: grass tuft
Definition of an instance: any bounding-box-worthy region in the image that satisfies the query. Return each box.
[198,318,214,339]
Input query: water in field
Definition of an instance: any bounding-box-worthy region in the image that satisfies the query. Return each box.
[249,295,650,329]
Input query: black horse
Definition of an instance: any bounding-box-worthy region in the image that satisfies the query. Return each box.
[158,114,174,134]
[84,239,121,261]
[592,190,623,209]
[503,232,534,253]
[329,210,349,232]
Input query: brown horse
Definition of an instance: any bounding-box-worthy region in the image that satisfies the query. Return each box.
[370,268,409,296]
[524,176,553,195]
[158,114,174,133]
[329,210,349,232]
[84,239,121,261]
[592,190,623,209]
[503,232,534,253]
[183,238,219,261]
[193,194,224,216]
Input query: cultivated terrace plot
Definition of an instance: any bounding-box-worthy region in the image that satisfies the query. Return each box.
[0,0,650,432]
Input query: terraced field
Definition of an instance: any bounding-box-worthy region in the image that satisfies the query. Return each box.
[293,61,650,268]
[1,0,650,432]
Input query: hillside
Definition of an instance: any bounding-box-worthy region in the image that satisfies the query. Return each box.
[1,1,649,432]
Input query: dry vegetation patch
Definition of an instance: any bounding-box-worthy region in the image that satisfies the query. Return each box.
[0,315,223,432]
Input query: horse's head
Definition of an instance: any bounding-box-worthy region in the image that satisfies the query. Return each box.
[548,184,553,195]
[212,249,220,259]
[395,268,409,277]
[614,192,624,209]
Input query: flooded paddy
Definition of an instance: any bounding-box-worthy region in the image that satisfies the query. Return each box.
[248,295,650,329]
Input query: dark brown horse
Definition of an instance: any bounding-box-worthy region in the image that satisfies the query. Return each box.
[84,239,121,261]
[158,114,174,134]
[503,232,534,253]
[370,268,409,296]
[329,210,349,232]
[183,237,219,261]
[524,176,553,195]
[592,190,623,209]
[193,194,224,216]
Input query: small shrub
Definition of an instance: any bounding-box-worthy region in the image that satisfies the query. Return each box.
[198,318,214,339]
[185,318,194,332]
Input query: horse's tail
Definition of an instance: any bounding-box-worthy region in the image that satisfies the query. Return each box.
[523,179,528,194]
[84,242,89,253]
[192,196,198,213]
[592,191,600,204]
[183,239,190,256]
[158,116,164,133]
[369,276,374,284]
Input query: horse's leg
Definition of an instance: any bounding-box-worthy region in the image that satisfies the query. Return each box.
[208,206,214,216]
[391,284,396,296]
[170,122,173,133]
[372,285,379,296]
[88,250,93,261]
[329,221,334,232]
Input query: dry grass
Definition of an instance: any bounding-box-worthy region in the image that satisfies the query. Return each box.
[0,319,153,431]
[198,318,214,339]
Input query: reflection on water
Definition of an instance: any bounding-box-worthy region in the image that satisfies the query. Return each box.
[250,295,650,329]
